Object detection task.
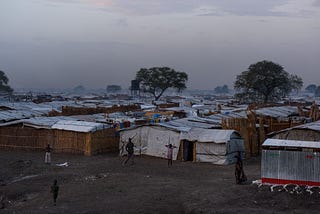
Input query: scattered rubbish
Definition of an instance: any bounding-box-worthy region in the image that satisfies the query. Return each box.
[306,187,313,195]
[270,185,281,192]
[252,180,262,187]
[253,181,320,195]
[56,162,69,167]
[84,173,108,181]
[10,175,39,184]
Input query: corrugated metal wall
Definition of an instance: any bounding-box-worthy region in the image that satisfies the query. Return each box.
[262,150,320,184]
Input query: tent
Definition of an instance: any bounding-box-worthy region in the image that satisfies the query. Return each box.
[119,125,244,165]
[119,125,181,160]
[181,128,245,165]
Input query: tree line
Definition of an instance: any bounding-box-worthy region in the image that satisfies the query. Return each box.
[1,60,314,104]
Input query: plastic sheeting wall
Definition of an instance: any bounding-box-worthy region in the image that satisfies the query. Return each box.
[196,143,227,165]
[120,126,180,160]
[261,150,320,185]
[196,138,245,165]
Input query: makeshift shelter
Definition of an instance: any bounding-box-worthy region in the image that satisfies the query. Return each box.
[261,138,320,186]
[0,117,118,156]
[119,125,244,165]
[180,128,245,165]
[119,125,181,160]
[268,120,320,141]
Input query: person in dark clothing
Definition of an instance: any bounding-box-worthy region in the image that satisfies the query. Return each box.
[123,138,135,165]
[235,153,247,184]
[50,179,59,206]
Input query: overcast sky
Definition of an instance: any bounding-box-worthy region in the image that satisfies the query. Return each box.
[1,0,319,90]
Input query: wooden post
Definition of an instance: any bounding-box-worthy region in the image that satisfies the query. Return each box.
[84,133,91,156]
[193,142,196,162]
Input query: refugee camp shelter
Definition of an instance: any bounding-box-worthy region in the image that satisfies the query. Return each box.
[261,138,320,186]
[268,120,320,141]
[0,117,118,156]
[181,128,245,165]
[119,125,181,160]
[119,124,244,165]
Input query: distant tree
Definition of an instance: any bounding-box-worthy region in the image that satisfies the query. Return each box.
[136,67,188,101]
[214,85,229,94]
[0,70,13,93]
[107,85,121,93]
[234,60,303,103]
[315,86,320,97]
[73,85,86,93]
[305,84,317,93]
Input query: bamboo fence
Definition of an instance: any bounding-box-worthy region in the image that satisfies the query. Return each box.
[0,125,119,156]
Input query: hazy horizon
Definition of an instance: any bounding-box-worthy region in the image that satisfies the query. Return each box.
[1,0,320,90]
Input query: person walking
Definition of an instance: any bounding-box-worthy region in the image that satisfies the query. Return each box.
[50,179,59,206]
[123,138,135,165]
[165,144,177,167]
[45,144,52,164]
[235,152,247,184]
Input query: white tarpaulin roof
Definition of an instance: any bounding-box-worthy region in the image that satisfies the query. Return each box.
[7,116,110,133]
[52,120,109,132]
[0,109,46,122]
[22,116,77,129]
[180,128,238,143]
[263,138,320,149]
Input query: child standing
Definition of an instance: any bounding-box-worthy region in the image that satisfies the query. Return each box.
[50,179,59,206]
[44,144,52,164]
[165,144,177,167]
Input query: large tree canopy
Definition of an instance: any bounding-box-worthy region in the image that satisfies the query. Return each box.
[0,70,13,93]
[234,60,303,103]
[136,67,188,101]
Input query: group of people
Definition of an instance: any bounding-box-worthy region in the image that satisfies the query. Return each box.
[43,144,60,206]
[45,140,246,206]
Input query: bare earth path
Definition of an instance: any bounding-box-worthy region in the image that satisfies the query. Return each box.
[1,151,319,214]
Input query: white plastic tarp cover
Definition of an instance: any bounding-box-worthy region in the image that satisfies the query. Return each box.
[181,128,235,143]
[120,126,180,160]
[52,120,107,133]
[195,142,227,165]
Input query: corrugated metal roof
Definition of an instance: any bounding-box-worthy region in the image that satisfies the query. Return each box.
[263,138,320,148]
[268,120,320,137]
[165,117,220,129]
[255,106,298,118]
[293,120,320,132]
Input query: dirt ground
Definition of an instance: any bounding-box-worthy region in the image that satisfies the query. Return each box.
[1,151,320,214]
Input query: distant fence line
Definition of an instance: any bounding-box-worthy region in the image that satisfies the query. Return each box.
[49,104,141,116]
